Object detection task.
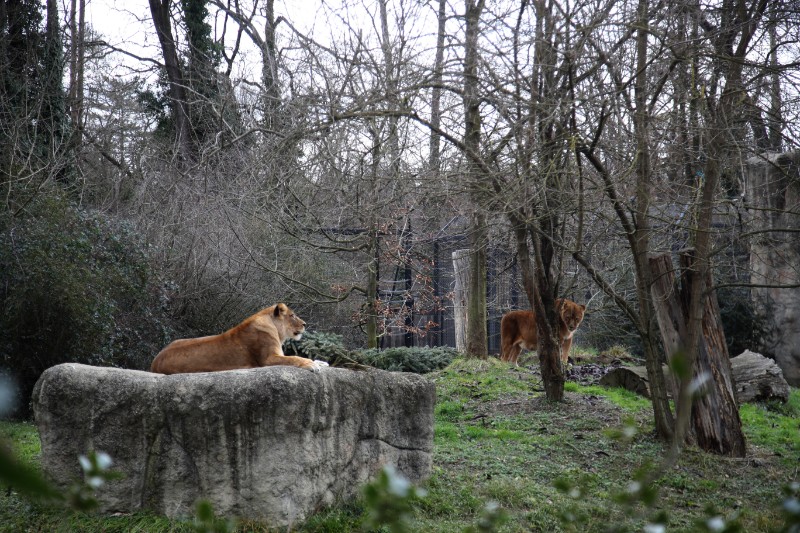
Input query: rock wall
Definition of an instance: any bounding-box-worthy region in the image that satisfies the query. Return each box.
[32,364,435,525]
[746,151,800,385]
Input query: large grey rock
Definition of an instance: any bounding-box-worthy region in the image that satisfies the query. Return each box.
[32,364,435,525]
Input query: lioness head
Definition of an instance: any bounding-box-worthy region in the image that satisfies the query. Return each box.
[273,303,306,341]
[560,301,586,339]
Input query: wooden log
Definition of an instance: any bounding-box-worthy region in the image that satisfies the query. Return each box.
[730,350,791,403]
[599,351,790,404]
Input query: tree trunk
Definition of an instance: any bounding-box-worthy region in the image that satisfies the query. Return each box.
[462,0,488,358]
[262,0,280,128]
[682,251,746,456]
[428,0,446,177]
[466,213,488,358]
[67,0,85,147]
[148,0,193,161]
[538,316,564,401]
[531,219,564,402]
[648,253,683,400]
[365,232,379,349]
[649,251,747,456]
[631,0,674,440]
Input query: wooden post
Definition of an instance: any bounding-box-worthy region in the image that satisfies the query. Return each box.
[649,251,746,456]
[452,249,471,352]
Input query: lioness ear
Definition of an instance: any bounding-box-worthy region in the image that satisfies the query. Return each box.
[580,304,587,311]
[274,303,287,317]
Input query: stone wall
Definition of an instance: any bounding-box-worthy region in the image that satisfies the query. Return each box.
[32,364,435,525]
[746,151,800,385]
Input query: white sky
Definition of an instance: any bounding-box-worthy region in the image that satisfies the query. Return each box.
[79,0,321,83]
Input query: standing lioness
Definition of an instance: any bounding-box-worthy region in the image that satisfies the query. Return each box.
[500,299,586,366]
[150,303,328,374]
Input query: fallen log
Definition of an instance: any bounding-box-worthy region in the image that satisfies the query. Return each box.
[730,350,791,403]
[599,351,790,404]
[598,366,653,398]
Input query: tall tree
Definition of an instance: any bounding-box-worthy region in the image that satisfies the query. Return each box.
[462,0,488,358]
[148,0,193,161]
[1,0,69,196]
[67,0,85,149]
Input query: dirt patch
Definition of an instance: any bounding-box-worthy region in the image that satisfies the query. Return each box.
[474,391,629,424]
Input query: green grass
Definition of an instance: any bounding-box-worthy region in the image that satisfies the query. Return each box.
[563,382,652,412]
[0,420,40,464]
[739,388,800,465]
[0,421,190,531]
[1,358,797,532]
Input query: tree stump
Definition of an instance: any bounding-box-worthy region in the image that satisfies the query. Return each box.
[648,251,746,456]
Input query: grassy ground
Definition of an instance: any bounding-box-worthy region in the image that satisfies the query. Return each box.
[1,355,798,532]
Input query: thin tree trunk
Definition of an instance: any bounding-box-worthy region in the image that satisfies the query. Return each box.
[768,9,782,151]
[428,0,446,176]
[67,0,85,155]
[379,0,400,184]
[629,0,674,439]
[466,213,488,358]
[262,0,280,127]
[365,232,379,349]
[462,0,488,358]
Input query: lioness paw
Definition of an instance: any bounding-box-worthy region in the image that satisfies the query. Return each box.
[310,360,329,372]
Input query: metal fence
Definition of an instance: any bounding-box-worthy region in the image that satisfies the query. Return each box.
[377,234,524,355]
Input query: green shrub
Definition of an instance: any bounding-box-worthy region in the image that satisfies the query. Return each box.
[351,347,458,374]
[285,333,458,374]
[283,331,350,363]
[0,192,174,417]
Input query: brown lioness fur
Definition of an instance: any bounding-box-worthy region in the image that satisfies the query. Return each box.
[499,299,586,366]
[150,303,327,374]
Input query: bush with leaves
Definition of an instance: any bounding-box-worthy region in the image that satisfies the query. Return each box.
[0,191,174,417]
[283,330,351,363]
[351,346,459,374]
[285,333,458,374]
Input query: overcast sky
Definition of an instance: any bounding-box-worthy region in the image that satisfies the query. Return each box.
[80,0,329,81]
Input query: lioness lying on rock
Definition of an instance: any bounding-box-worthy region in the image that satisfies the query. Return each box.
[150,303,328,374]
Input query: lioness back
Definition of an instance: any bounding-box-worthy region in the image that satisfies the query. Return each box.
[150,303,328,374]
